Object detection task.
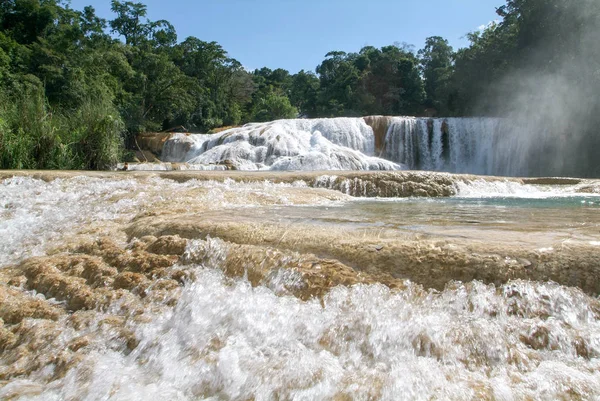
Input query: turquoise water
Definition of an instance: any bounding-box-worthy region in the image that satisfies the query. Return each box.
[249,195,599,225]
[224,194,600,246]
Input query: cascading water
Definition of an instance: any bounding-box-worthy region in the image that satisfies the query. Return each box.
[1,171,600,400]
[158,116,534,176]
[383,117,508,175]
[161,118,403,171]
[151,115,593,176]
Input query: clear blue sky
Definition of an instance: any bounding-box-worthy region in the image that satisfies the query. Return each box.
[72,0,503,73]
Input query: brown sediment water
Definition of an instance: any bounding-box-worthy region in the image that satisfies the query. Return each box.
[1,170,600,400]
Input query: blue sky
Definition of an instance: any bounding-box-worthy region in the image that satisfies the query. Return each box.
[72,0,503,73]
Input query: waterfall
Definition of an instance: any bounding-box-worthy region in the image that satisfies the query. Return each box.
[156,116,571,176]
[161,118,403,171]
[383,117,516,176]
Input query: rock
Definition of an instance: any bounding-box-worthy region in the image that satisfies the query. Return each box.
[520,326,551,350]
[517,258,533,268]
[134,150,161,163]
[19,258,99,312]
[217,159,238,170]
[363,116,393,156]
[135,132,173,155]
[0,285,63,324]
[7,276,26,288]
[113,272,148,292]
[146,235,187,256]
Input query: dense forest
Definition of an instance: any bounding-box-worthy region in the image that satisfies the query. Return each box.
[0,0,598,172]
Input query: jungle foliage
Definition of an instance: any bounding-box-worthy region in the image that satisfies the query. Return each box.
[0,0,598,171]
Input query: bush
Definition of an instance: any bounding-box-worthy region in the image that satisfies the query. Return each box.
[69,94,125,170]
[0,83,124,170]
[251,92,298,122]
[0,85,58,169]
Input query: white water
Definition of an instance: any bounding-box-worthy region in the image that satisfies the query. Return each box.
[120,162,228,171]
[0,176,143,264]
[158,117,562,176]
[455,179,600,199]
[0,176,314,266]
[10,253,600,400]
[2,176,600,400]
[161,119,403,171]
[384,117,505,175]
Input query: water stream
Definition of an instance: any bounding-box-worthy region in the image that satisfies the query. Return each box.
[1,172,599,400]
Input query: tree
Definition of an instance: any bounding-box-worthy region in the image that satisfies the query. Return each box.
[0,0,59,45]
[418,36,454,114]
[289,70,319,117]
[357,45,425,115]
[109,1,176,48]
[251,91,297,122]
[170,37,254,129]
[316,51,361,116]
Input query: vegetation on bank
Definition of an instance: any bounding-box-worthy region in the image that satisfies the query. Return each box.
[0,0,598,172]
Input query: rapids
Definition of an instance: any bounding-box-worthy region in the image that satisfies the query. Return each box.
[159,119,402,172]
[148,116,594,177]
[1,170,600,400]
[151,116,557,176]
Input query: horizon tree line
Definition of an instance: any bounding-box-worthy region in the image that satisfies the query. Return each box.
[0,0,598,175]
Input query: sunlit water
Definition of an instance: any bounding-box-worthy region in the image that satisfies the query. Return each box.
[158,116,573,176]
[1,175,600,400]
[211,191,600,247]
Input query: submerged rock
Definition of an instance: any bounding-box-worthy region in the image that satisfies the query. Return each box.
[1,171,600,399]
[0,235,193,381]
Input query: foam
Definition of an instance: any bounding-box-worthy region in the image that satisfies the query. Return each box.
[8,255,600,400]
[456,179,600,199]
[162,118,403,171]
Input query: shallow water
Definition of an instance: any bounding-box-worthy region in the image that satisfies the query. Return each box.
[1,172,600,400]
[208,194,600,248]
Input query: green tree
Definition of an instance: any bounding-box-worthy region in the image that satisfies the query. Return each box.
[314,45,424,117]
[109,0,176,48]
[171,37,254,129]
[316,51,361,116]
[357,44,425,115]
[289,70,319,117]
[418,36,454,114]
[251,90,297,122]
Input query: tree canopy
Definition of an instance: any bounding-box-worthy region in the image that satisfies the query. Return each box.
[0,0,598,174]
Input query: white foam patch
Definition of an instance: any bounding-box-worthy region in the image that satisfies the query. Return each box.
[162,118,404,171]
[7,252,600,400]
[0,176,142,264]
[0,176,331,266]
[455,179,600,199]
[118,162,228,171]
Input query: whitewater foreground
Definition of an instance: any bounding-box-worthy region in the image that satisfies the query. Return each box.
[1,170,600,400]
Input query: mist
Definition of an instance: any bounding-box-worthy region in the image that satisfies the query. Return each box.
[480,0,600,177]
